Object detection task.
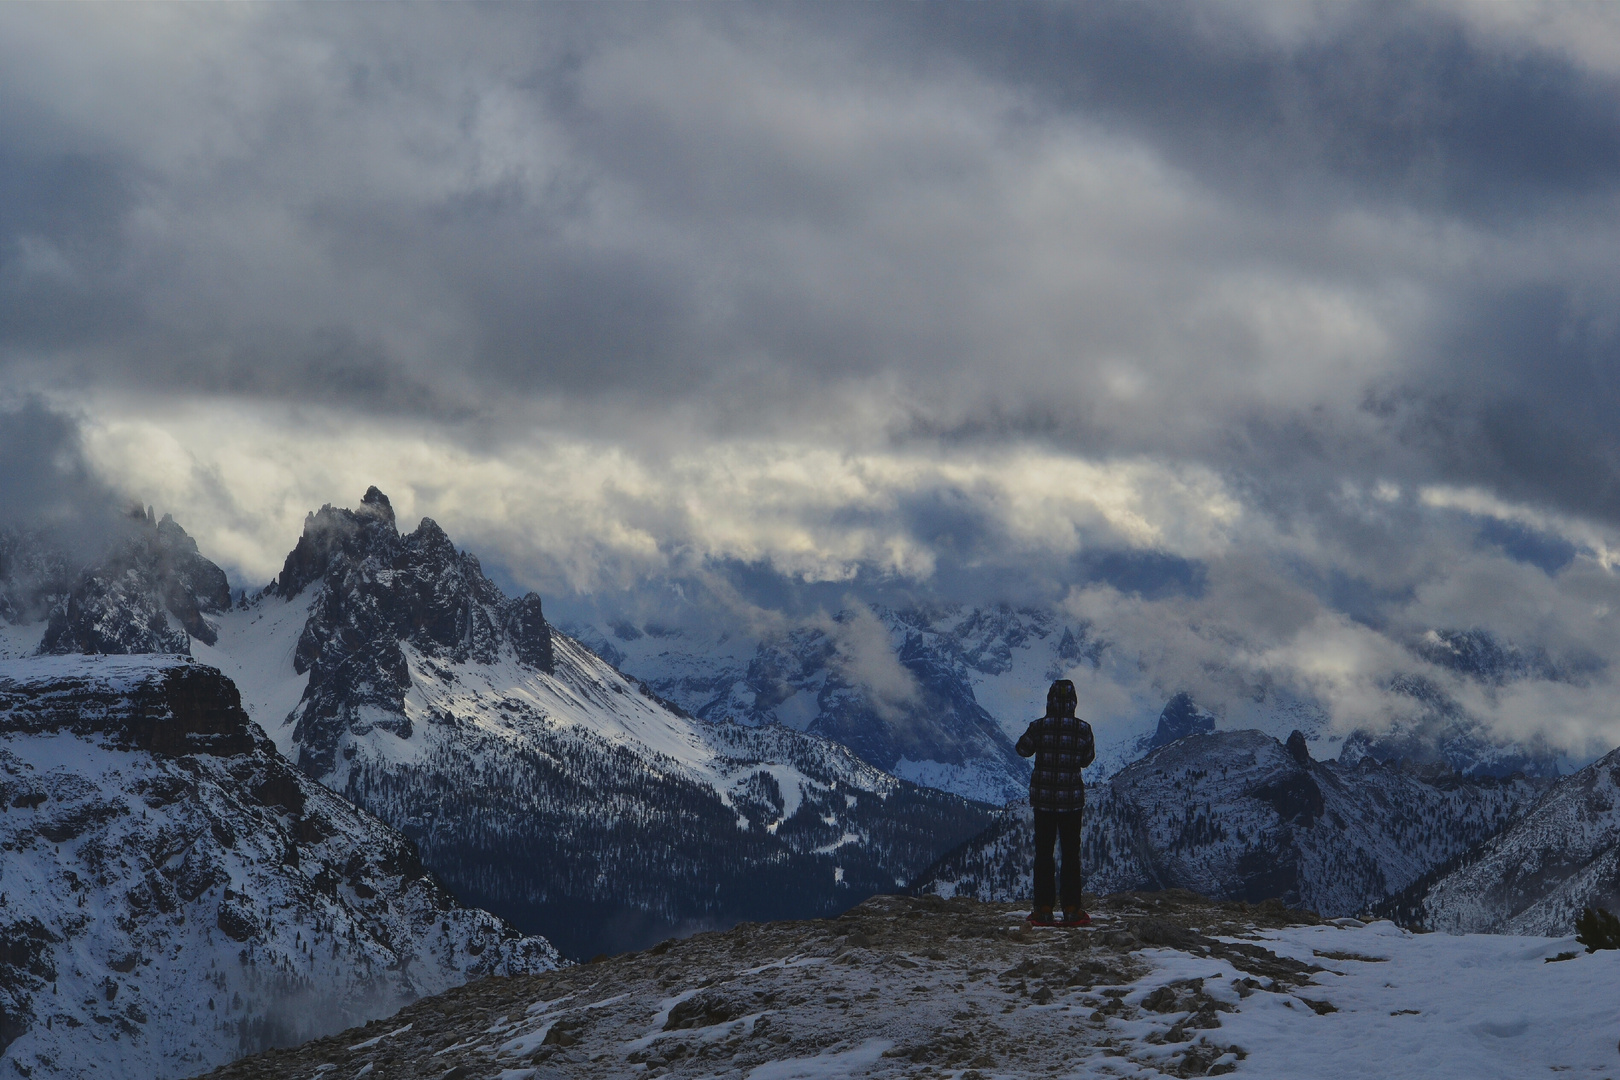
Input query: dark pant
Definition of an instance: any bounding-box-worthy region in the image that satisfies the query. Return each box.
[1032,809,1083,911]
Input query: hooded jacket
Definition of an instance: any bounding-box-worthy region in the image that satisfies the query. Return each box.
[1016,713,1095,813]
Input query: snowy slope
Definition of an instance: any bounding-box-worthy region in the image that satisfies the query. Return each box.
[199,491,996,959]
[573,608,1034,804]
[0,655,558,1080]
[915,728,1545,918]
[1410,745,1620,936]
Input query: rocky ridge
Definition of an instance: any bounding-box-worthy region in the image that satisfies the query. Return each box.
[0,655,558,1080]
[0,507,231,659]
[270,486,554,778]
[196,891,1339,1080]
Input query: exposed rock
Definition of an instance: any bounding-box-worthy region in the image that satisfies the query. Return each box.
[38,508,230,656]
[271,489,554,777]
[1144,692,1218,752]
[193,892,1320,1080]
[0,655,257,756]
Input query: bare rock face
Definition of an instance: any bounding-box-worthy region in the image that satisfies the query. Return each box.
[0,655,559,1080]
[1141,692,1218,753]
[38,507,231,656]
[193,891,1329,1080]
[0,656,257,756]
[269,488,555,777]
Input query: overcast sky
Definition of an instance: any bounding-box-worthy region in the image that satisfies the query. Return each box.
[6,2,1620,753]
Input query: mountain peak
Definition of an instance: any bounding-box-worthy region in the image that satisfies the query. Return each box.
[1143,691,1216,752]
[359,485,395,527]
[37,510,229,654]
[272,490,403,599]
[1286,729,1312,766]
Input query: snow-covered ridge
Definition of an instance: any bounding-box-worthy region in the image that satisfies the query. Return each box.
[0,654,558,1080]
[1409,744,1620,936]
[566,605,1040,804]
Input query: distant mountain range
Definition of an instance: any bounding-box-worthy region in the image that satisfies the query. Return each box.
[913,727,1547,919]
[565,596,1568,796]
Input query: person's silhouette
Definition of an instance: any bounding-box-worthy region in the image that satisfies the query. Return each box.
[1015,679,1095,926]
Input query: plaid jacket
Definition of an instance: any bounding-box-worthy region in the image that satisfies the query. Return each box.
[1016,714,1095,812]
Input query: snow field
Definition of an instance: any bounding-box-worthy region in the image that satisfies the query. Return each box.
[1209,921,1620,1080]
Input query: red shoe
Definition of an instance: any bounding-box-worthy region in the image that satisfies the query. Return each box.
[1026,906,1056,927]
[1061,909,1091,927]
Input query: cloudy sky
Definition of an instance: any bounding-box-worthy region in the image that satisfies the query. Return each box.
[6,2,1620,753]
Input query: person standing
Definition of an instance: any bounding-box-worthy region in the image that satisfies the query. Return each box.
[1016,678,1095,927]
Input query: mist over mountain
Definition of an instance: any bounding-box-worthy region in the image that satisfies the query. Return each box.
[5,484,1620,1079]
[4,2,1620,771]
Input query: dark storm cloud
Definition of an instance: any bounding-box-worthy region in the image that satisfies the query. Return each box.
[4,2,1620,529]
[876,1,1620,217]
[0,399,127,557]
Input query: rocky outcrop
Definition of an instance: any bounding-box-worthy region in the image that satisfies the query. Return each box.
[0,655,257,756]
[38,507,230,656]
[1140,691,1217,753]
[194,891,1329,1080]
[272,488,554,777]
[0,655,559,1080]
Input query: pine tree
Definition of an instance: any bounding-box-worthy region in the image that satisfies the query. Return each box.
[1574,906,1620,952]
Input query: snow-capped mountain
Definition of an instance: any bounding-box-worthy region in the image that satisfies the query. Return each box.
[567,605,1051,804]
[1135,691,1217,755]
[1394,745,1620,936]
[189,490,997,960]
[567,603,1352,801]
[915,728,1546,918]
[568,594,1580,790]
[0,655,558,1080]
[1337,671,1563,779]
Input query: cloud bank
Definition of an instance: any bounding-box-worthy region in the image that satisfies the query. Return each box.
[5,3,1620,755]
